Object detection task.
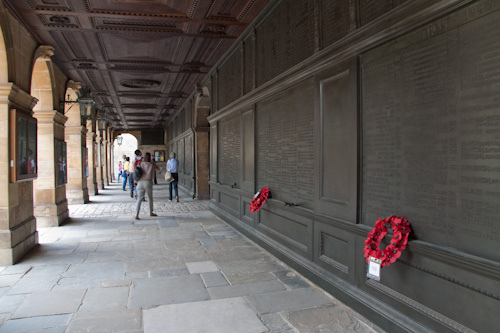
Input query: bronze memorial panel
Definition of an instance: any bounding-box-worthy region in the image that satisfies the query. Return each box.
[361,2,500,261]
[257,79,314,207]
[320,0,351,48]
[219,115,242,187]
[255,0,315,86]
[359,0,410,26]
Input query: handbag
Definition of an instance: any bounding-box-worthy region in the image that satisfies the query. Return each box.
[133,166,143,181]
[165,171,174,183]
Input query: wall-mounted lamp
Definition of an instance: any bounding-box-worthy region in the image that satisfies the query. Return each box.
[62,87,95,121]
[96,110,108,132]
[116,136,123,146]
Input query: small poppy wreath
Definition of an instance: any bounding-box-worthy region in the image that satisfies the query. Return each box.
[249,187,270,213]
[363,216,411,268]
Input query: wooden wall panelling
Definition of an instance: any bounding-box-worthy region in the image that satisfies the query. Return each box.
[241,109,255,193]
[255,0,316,86]
[256,79,315,209]
[314,220,356,282]
[218,114,242,188]
[218,187,240,218]
[314,59,358,222]
[258,204,313,260]
[243,33,255,95]
[210,123,218,184]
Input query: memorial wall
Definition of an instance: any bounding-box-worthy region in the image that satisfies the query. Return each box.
[168,0,500,331]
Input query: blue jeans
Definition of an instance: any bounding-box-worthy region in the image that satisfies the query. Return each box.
[122,171,128,190]
[129,174,135,197]
[169,173,178,200]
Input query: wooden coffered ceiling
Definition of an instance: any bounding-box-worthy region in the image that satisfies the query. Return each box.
[4,0,270,130]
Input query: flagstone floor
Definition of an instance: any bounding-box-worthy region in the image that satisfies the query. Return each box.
[0,182,383,333]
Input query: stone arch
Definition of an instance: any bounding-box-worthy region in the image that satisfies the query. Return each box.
[64,80,82,126]
[31,45,69,227]
[0,1,13,82]
[31,45,56,111]
[194,85,211,127]
[0,20,8,83]
[193,85,211,199]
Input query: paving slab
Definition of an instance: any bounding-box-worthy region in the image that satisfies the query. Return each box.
[260,312,296,332]
[12,289,86,318]
[7,276,59,294]
[185,260,219,274]
[78,286,129,312]
[0,294,26,314]
[129,275,209,308]
[246,287,333,315]
[201,271,229,287]
[272,270,310,289]
[285,304,381,333]
[0,274,24,288]
[143,297,268,333]
[67,309,142,333]
[0,314,71,333]
[63,262,125,280]
[149,268,189,277]
[208,280,287,299]
[23,264,68,278]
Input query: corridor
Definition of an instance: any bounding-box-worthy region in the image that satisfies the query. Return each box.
[0,182,380,333]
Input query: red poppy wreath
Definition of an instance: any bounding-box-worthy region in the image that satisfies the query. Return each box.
[363,216,411,268]
[249,187,270,213]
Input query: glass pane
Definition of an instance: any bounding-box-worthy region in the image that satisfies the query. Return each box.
[28,121,37,174]
[57,141,67,186]
[18,118,28,175]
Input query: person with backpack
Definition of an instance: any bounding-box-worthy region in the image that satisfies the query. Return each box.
[134,152,160,220]
[130,150,143,198]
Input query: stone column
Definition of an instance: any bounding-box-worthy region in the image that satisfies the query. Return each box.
[86,124,98,195]
[103,132,109,186]
[65,125,89,204]
[0,83,38,265]
[95,132,104,190]
[33,110,69,227]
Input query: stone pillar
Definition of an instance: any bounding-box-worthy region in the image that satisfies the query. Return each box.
[95,132,104,190]
[103,133,109,186]
[86,125,98,195]
[65,125,89,204]
[0,83,38,265]
[33,110,69,227]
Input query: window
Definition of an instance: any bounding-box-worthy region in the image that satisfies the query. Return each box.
[10,109,37,182]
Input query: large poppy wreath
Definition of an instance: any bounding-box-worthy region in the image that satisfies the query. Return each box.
[363,216,411,268]
[249,187,270,213]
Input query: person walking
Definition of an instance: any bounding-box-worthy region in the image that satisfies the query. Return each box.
[135,152,160,220]
[117,161,123,182]
[167,152,179,202]
[122,157,130,191]
[131,150,143,198]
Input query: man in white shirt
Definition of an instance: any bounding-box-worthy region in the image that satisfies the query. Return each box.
[166,152,179,202]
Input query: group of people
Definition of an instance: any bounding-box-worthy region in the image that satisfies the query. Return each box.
[118,150,179,220]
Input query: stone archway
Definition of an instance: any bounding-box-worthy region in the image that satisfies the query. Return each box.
[31,46,69,227]
[193,86,211,199]
[0,10,39,264]
[65,81,89,204]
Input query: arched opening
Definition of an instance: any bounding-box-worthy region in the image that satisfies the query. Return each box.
[113,133,138,181]
[64,82,89,204]
[0,22,8,82]
[31,49,69,227]
[194,89,211,199]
